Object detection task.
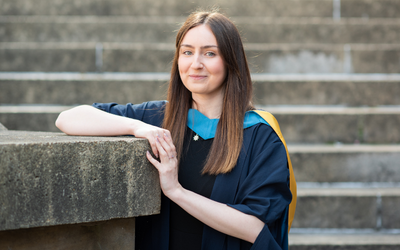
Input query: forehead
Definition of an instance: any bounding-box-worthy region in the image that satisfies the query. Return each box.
[181,25,218,46]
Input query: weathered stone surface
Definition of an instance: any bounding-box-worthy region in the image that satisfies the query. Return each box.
[0,131,161,231]
[291,151,400,183]
[382,197,400,228]
[292,196,377,228]
[3,45,400,73]
[102,49,174,73]
[0,218,135,250]
[0,0,333,17]
[253,80,400,106]
[289,231,400,250]
[341,0,400,18]
[0,122,7,131]
[0,48,97,72]
[0,79,168,105]
[289,234,400,250]
[274,113,400,144]
[0,113,61,132]
[2,17,400,44]
[2,75,400,106]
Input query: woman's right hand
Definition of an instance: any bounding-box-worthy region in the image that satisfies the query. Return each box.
[133,121,172,159]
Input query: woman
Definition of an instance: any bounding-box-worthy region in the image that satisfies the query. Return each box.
[56,11,294,250]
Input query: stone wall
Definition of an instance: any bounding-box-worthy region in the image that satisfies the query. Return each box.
[0,130,161,249]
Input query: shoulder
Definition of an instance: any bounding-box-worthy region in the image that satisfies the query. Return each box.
[92,100,167,126]
[243,122,287,163]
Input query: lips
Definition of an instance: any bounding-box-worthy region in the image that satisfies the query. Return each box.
[189,75,207,80]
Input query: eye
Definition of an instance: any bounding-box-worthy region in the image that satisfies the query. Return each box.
[205,51,216,57]
[182,51,193,56]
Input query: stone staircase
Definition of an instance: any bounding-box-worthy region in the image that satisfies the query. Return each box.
[1,0,400,249]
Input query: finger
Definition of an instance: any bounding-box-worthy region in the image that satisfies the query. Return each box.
[163,132,176,155]
[148,138,159,158]
[163,130,172,141]
[155,136,170,161]
[146,151,160,169]
[158,134,175,159]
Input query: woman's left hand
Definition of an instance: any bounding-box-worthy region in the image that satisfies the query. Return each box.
[146,133,182,197]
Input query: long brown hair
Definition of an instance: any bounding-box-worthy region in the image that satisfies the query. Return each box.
[162,10,254,175]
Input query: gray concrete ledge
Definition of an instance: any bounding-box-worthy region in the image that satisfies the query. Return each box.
[289,233,400,246]
[0,218,136,250]
[0,131,161,231]
[0,122,7,131]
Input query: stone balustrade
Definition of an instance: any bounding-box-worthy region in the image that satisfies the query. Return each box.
[0,129,161,249]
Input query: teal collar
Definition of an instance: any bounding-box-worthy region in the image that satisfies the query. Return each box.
[187,109,269,140]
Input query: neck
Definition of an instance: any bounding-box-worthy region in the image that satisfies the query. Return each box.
[192,94,223,119]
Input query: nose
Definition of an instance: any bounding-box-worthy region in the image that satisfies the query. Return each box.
[191,54,203,69]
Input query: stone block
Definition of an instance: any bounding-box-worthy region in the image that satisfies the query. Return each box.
[0,19,179,43]
[274,113,400,144]
[351,49,400,74]
[291,151,400,183]
[2,45,400,74]
[0,113,61,132]
[289,234,400,250]
[0,0,333,17]
[2,17,400,44]
[2,75,400,106]
[0,48,96,72]
[382,196,400,228]
[0,131,161,231]
[0,79,168,105]
[341,0,400,18]
[102,49,174,73]
[0,218,135,250]
[0,122,7,131]
[253,80,400,106]
[292,196,377,228]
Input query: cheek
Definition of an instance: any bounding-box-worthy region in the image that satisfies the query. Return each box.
[178,57,188,74]
[212,60,226,78]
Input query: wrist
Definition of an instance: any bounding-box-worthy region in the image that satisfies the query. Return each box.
[129,119,143,136]
[165,184,185,202]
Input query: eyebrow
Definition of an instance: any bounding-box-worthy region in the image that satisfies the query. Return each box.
[180,44,218,49]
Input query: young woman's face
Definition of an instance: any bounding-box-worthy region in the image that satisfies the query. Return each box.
[178,25,227,101]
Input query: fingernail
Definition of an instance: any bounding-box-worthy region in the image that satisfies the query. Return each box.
[164,133,168,138]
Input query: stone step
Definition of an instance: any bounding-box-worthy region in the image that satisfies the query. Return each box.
[289,231,400,250]
[2,16,400,44]
[289,144,400,182]
[293,183,400,229]
[1,105,400,144]
[1,0,399,18]
[1,43,400,73]
[2,73,399,106]
[0,73,170,105]
[266,106,400,144]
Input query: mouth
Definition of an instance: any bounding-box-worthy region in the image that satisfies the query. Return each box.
[189,75,207,80]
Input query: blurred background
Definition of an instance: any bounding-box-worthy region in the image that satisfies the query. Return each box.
[0,0,399,248]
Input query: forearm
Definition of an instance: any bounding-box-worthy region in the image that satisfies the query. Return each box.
[169,187,265,243]
[55,105,141,136]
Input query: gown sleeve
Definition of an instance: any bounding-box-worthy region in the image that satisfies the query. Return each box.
[92,100,167,126]
[227,124,292,249]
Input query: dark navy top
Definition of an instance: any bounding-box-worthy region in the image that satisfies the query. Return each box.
[92,101,292,250]
[169,127,215,250]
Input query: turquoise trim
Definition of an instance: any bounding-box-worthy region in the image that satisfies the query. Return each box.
[244,111,270,129]
[187,109,269,140]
